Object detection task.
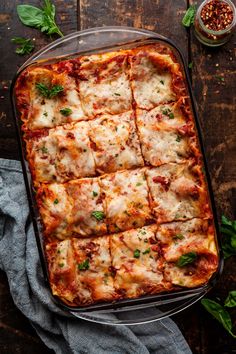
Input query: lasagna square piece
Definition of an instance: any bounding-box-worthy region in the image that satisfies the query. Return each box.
[89,111,144,174]
[72,236,117,305]
[129,47,184,110]
[16,67,86,131]
[136,105,197,166]
[145,161,211,223]
[38,178,107,240]
[110,225,170,298]
[156,218,218,287]
[79,54,132,117]
[100,169,153,233]
[26,121,96,184]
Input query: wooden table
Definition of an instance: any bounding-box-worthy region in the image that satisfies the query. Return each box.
[0,1,235,353]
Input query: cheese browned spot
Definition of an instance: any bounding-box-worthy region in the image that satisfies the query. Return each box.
[145,161,211,223]
[26,121,96,184]
[110,225,171,298]
[89,111,144,174]
[157,219,218,287]
[100,169,153,233]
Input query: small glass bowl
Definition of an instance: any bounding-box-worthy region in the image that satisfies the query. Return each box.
[194,0,236,47]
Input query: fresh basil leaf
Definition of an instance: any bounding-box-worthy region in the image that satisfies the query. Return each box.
[11,37,34,55]
[182,5,196,27]
[91,211,105,221]
[176,252,197,267]
[17,5,44,28]
[220,215,236,259]
[78,259,90,270]
[36,82,64,99]
[17,1,63,38]
[224,291,236,308]
[201,299,236,338]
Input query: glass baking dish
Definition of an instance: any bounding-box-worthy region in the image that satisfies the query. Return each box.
[10,26,223,325]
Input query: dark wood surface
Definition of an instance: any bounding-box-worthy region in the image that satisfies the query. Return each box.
[0,1,235,353]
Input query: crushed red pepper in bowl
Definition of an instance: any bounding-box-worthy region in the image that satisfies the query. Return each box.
[194,0,236,46]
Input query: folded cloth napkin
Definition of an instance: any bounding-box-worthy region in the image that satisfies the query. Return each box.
[0,158,192,354]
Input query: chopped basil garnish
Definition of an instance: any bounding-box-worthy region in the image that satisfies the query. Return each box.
[176,252,197,267]
[91,211,105,221]
[36,82,64,99]
[173,234,184,240]
[114,92,121,96]
[143,248,150,255]
[60,107,72,116]
[160,80,165,85]
[41,146,48,154]
[92,191,98,197]
[134,249,141,258]
[58,263,64,267]
[78,259,90,270]
[53,199,59,204]
[176,135,182,142]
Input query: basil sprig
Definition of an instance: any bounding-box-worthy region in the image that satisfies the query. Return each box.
[11,37,34,55]
[36,83,64,99]
[201,299,236,338]
[17,0,63,37]
[182,5,196,28]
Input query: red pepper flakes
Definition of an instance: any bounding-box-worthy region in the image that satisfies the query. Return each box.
[201,0,234,31]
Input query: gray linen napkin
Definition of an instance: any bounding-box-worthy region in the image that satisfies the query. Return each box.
[0,158,192,354]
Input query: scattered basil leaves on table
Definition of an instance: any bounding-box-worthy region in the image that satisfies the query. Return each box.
[201,299,236,338]
[17,0,63,37]
[11,37,34,55]
[224,291,236,308]
[182,5,196,27]
[220,215,236,259]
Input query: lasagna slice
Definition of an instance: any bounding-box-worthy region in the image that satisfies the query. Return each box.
[136,105,197,166]
[26,121,96,184]
[129,45,186,110]
[72,236,117,305]
[46,236,118,306]
[156,218,218,287]
[38,178,107,240]
[79,54,132,117]
[89,111,144,174]
[15,67,86,131]
[110,225,170,298]
[100,169,153,233]
[145,160,211,223]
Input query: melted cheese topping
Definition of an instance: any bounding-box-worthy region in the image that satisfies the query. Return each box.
[146,161,210,223]
[136,108,196,166]
[38,178,107,239]
[100,169,153,233]
[15,43,218,307]
[79,55,132,117]
[28,121,96,183]
[129,52,177,109]
[89,111,144,173]
[110,225,170,298]
[23,67,86,130]
[72,236,117,304]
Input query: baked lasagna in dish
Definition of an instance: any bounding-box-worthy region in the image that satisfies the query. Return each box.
[15,43,219,307]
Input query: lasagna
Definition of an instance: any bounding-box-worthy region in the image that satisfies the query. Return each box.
[15,43,219,307]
